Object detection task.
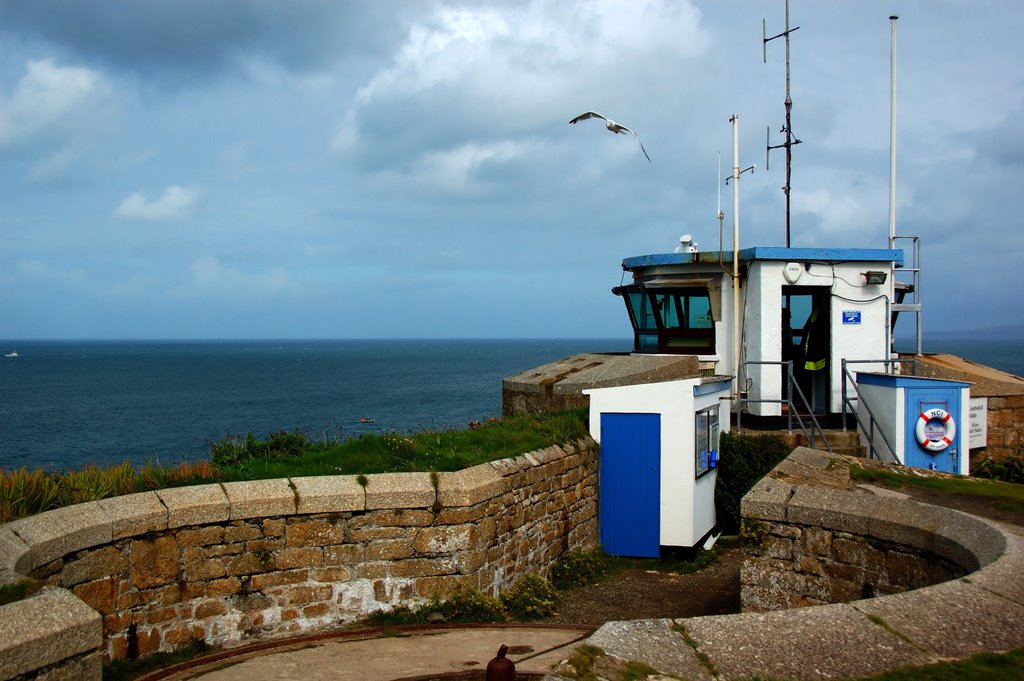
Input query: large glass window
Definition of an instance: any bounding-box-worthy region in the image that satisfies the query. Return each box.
[615,285,716,355]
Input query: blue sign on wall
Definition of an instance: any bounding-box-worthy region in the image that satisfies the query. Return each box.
[842,310,861,325]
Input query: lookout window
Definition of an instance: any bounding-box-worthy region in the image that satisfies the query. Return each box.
[614,285,716,355]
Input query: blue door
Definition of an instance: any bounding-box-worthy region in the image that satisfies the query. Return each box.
[599,412,660,557]
[905,387,961,473]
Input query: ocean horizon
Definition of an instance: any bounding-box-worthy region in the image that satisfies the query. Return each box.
[1,337,1020,473]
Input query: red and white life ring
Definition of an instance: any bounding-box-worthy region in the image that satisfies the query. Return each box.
[915,408,956,453]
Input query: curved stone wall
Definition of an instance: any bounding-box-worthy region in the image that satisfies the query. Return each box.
[0,439,598,680]
[587,447,1024,680]
[6,443,1022,681]
[739,447,998,611]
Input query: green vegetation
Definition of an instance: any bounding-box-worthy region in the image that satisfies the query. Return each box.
[840,647,1024,681]
[558,645,661,681]
[714,431,791,533]
[368,547,722,625]
[0,409,588,522]
[739,518,770,550]
[366,573,559,625]
[550,545,720,591]
[221,408,587,480]
[851,464,1024,514]
[972,452,1024,485]
[102,640,213,681]
[550,548,618,589]
[499,573,559,620]
[366,588,507,625]
[561,644,605,681]
[0,578,43,607]
[0,460,220,523]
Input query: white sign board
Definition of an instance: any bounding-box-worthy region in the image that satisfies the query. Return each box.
[969,397,988,449]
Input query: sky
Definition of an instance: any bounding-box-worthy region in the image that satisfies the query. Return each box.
[1,0,1022,340]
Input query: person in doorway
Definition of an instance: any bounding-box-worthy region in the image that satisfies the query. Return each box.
[802,308,827,372]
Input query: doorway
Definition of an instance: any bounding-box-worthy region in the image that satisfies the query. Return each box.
[782,286,830,414]
[599,412,661,557]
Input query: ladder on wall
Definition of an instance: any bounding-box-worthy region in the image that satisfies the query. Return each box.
[890,235,922,355]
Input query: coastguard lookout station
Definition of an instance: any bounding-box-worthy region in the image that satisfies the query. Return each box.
[615,244,903,420]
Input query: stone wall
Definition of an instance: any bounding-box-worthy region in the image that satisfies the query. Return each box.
[739,447,1000,613]
[0,439,598,677]
[975,394,1024,462]
[501,353,700,417]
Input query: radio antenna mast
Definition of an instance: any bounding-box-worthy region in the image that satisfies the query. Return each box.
[764,0,801,247]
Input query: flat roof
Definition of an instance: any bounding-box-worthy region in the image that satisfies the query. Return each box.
[623,247,904,270]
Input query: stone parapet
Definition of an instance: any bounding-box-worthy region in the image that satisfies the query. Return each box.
[740,447,1002,610]
[0,588,102,681]
[501,353,700,416]
[586,446,1024,681]
[0,438,599,679]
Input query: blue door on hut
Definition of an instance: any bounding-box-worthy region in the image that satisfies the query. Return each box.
[599,412,660,557]
[904,385,962,474]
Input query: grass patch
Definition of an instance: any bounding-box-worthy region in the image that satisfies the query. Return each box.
[851,464,1024,513]
[0,409,588,522]
[845,647,1024,681]
[619,661,659,681]
[0,578,44,606]
[213,409,588,481]
[561,644,605,681]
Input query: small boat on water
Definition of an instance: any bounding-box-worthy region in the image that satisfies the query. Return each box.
[359,416,374,424]
[4,351,17,358]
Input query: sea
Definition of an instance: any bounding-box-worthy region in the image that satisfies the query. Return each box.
[0,339,627,472]
[1,337,1020,473]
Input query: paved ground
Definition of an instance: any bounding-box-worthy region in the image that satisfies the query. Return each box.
[154,626,593,681]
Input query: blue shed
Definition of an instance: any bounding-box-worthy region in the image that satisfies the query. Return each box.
[855,373,970,474]
[585,377,732,557]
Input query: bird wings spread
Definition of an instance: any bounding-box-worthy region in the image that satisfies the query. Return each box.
[568,111,651,162]
[568,111,607,125]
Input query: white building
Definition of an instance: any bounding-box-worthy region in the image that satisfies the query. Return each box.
[614,246,904,420]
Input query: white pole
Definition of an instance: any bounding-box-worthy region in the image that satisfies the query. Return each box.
[888,15,898,361]
[888,16,898,247]
[731,114,741,396]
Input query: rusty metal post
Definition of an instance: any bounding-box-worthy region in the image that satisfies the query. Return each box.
[486,644,516,681]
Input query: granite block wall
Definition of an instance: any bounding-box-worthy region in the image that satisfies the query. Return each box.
[0,438,598,676]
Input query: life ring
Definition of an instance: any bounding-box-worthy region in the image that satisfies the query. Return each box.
[915,408,956,452]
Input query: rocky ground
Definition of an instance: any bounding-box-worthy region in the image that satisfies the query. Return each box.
[543,544,744,625]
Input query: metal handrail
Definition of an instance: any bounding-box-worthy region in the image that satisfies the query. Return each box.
[839,358,920,464]
[737,360,832,453]
[840,357,921,431]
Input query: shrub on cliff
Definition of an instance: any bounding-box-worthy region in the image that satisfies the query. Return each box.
[714,431,790,534]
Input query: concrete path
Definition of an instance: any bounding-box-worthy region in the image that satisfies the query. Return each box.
[153,626,593,681]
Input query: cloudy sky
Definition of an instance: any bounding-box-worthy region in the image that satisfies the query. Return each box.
[1,1,1021,340]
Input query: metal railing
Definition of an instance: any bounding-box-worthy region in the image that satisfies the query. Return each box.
[840,357,920,464]
[737,360,832,453]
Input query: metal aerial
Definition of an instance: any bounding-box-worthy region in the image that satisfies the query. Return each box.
[764,0,802,248]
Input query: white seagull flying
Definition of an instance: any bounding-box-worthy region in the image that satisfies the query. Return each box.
[569,111,651,163]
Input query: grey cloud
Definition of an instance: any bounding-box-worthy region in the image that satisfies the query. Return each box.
[1,0,424,85]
